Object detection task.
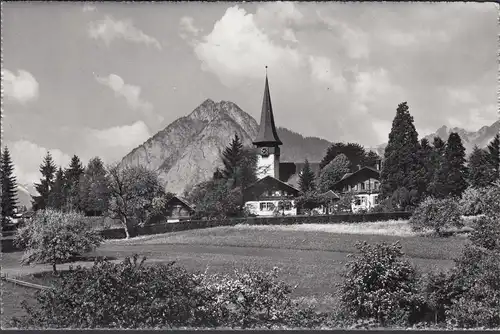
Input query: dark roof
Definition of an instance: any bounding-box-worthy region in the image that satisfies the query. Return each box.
[332,167,381,190]
[279,161,321,183]
[166,196,195,211]
[252,74,283,146]
[243,175,301,201]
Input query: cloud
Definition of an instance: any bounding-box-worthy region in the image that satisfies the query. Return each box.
[81,121,152,163]
[308,55,346,93]
[3,69,39,104]
[95,73,163,124]
[7,140,71,185]
[179,16,201,40]
[88,15,161,49]
[188,5,304,87]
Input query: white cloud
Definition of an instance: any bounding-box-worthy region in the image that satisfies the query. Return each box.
[82,121,152,163]
[190,6,304,86]
[3,69,39,104]
[179,16,201,40]
[308,55,346,93]
[88,15,161,49]
[7,140,71,185]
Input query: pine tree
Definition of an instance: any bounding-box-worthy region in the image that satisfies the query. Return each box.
[486,134,499,181]
[32,152,57,211]
[318,153,350,192]
[299,159,316,193]
[64,155,85,211]
[380,102,420,199]
[221,134,244,186]
[79,157,111,216]
[48,167,66,210]
[427,137,446,196]
[468,146,495,188]
[433,132,468,198]
[1,147,18,225]
[413,138,434,198]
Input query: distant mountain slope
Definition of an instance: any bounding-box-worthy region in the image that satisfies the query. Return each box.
[120,99,332,195]
[370,120,499,157]
[16,183,37,210]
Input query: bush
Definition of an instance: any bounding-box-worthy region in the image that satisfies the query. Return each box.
[482,181,500,217]
[14,209,102,273]
[469,215,500,251]
[459,187,486,216]
[409,197,463,236]
[338,241,425,327]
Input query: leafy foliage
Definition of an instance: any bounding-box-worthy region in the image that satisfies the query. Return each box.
[486,134,499,182]
[78,157,111,216]
[409,197,463,235]
[298,159,316,193]
[294,191,325,214]
[469,215,500,251]
[189,179,243,219]
[107,164,166,238]
[468,146,496,188]
[14,209,102,273]
[459,186,486,216]
[319,142,374,172]
[1,146,18,224]
[432,133,467,198]
[318,153,350,192]
[339,241,425,327]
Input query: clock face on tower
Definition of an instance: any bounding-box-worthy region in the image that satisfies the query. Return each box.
[260,147,269,156]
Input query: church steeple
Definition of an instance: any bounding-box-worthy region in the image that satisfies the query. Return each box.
[253,68,283,147]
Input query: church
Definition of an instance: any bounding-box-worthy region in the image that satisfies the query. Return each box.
[242,71,382,216]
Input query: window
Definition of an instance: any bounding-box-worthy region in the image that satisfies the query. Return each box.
[354,198,361,206]
[260,202,276,211]
[360,182,365,190]
[373,195,379,205]
[284,202,292,211]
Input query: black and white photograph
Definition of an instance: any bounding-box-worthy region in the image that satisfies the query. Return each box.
[1,1,499,330]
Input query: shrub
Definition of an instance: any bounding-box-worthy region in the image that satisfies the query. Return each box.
[459,187,486,216]
[14,209,102,273]
[338,241,425,327]
[469,215,500,251]
[409,197,463,236]
[482,181,500,217]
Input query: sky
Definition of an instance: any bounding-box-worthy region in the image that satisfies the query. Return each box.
[2,1,498,186]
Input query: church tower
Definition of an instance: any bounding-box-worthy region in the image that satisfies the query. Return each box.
[253,69,283,180]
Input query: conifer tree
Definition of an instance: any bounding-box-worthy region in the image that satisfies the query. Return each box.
[427,137,446,196]
[1,147,18,224]
[487,134,499,181]
[299,159,316,193]
[79,157,111,216]
[433,132,467,198]
[64,155,85,211]
[48,167,66,210]
[221,133,244,183]
[318,153,350,192]
[468,146,495,188]
[319,142,365,171]
[380,102,420,199]
[414,138,434,198]
[32,152,57,211]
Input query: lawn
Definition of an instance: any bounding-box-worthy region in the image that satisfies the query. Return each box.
[1,280,37,328]
[2,221,471,320]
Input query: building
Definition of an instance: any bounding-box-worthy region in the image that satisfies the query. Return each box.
[164,196,195,222]
[331,164,382,212]
[243,71,303,216]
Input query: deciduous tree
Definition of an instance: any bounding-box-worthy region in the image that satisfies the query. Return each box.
[318,153,350,192]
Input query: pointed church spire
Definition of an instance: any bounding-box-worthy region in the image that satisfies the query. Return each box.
[253,67,283,146]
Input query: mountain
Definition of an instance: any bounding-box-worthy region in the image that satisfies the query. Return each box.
[120,99,331,195]
[370,120,500,157]
[16,183,37,210]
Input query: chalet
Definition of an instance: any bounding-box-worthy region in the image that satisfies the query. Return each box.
[164,196,195,222]
[331,164,382,212]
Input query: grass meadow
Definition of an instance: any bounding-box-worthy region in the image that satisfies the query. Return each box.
[1,220,471,323]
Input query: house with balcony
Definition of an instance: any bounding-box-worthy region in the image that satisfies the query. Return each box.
[331,164,382,212]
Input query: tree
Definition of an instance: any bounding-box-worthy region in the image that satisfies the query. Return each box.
[47,167,66,210]
[1,147,18,225]
[190,180,243,219]
[433,132,467,198]
[413,138,434,198]
[64,155,85,211]
[79,157,111,216]
[14,209,102,273]
[32,152,57,211]
[319,142,367,172]
[467,146,495,188]
[486,134,499,182]
[380,102,420,199]
[318,153,350,192]
[298,159,316,193]
[107,164,166,239]
[427,137,446,196]
[294,191,326,215]
[221,134,244,181]
[362,150,380,169]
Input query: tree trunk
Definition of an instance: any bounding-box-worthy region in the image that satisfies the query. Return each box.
[123,216,130,239]
[52,262,57,274]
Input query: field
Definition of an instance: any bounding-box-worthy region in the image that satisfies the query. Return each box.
[1,221,470,325]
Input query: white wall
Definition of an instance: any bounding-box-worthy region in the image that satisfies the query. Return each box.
[244,200,297,216]
[352,194,379,212]
[256,154,276,179]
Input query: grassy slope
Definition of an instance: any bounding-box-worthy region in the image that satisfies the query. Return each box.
[1,281,37,328]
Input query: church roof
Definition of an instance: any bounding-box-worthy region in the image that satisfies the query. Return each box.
[253,73,283,146]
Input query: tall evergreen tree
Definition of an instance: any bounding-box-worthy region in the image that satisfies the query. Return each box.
[299,159,316,193]
[414,138,434,198]
[380,102,420,199]
[468,145,495,188]
[1,147,18,224]
[318,153,350,192]
[32,152,57,211]
[362,151,380,169]
[79,157,111,216]
[433,132,468,198]
[64,155,85,211]
[48,167,66,210]
[427,137,446,196]
[221,134,244,183]
[486,134,499,181]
